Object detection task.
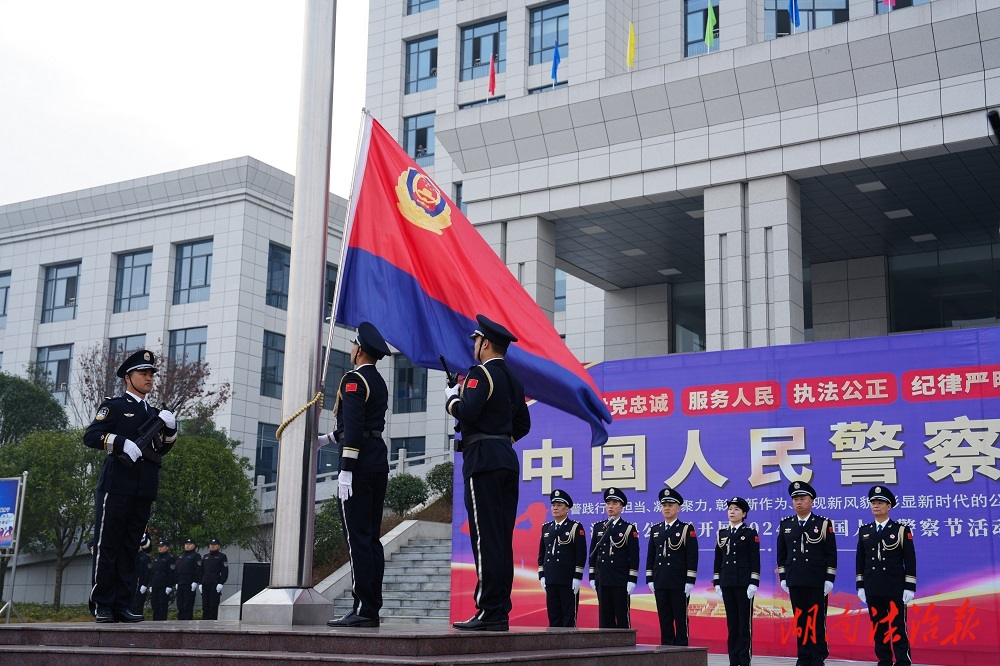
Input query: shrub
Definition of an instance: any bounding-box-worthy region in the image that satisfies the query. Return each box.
[426,462,454,500]
[384,473,430,517]
[313,499,344,566]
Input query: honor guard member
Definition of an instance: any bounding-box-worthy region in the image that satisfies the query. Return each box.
[150,540,176,621]
[646,486,698,646]
[175,538,202,620]
[130,533,153,616]
[446,315,531,632]
[322,322,391,628]
[537,489,587,627]
[777,481,837,666]
[84,349,178,623]
[588,487,640,629]
[856,486,916,666]
[714,497,760,666]
[199,538,229,620]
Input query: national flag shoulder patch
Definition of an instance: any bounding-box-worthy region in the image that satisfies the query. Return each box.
[466,379,479,389]
[345,383,358,392]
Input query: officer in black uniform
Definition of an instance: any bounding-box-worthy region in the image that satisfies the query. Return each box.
[84,349,178,623]
[322,322,391,628]
[646,486,698,646]
[130,532,153,616]
[537,489,587,627]
[200,537,229,620]
[150,540,176,621]
[588,487,640,629]
[446,315,531,632]
[714,497,760,666]
[175,537,202,620]
[856,486,916,666]
[777,480,837,666]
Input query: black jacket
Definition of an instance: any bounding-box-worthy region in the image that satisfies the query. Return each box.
[777,513,837,588]
[176,550,202,584]
[588,518,640,587]
[135,551,153,588]
[150,552,176,589]
[646,520,698,589]
[856,519,916,598]
[713,523,761,588]
[335,364,389,474]
[538,519,587,585]
[201,550,229,585]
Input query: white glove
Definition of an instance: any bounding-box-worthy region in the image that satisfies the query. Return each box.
[715,585,723,599]
[338,470,353,501]
[903,590,914,604]
[216,583,223,593]
[824,581,834,596]
[139,534,151,550]
[572,579,580,594]
[191,582,198,592]
[684,583,694,596]
[445,383,459,400]
[198,584,203,594]
[158,409,176,429]
[747,584,758,599]
[122,438,142,462]
[316,434,332,450]
[540,577,546,591]
[164,587,172,595]
[626,582,635,595]
[139,585,147,594]
[780,580,789,593]
[647,582,655,594]
[858,589,867,604]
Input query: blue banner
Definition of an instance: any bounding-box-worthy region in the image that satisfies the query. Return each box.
[0,477,20,550]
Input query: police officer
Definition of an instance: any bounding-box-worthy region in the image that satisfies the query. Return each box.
[84,349,178,623]
[777,481,837,666]
[446,315,531,632]
[714,497,760,666]
[150,540,176,621]
[646,486,698,646]
[321,322,391,629]
[856,486,916,666]
[200,537,229,620]
[588,487,640,629]
[130,532,153,616]
[175,538,202,620]
[537,489,587,627]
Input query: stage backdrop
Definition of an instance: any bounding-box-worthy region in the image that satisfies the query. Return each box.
[450,327,999,665]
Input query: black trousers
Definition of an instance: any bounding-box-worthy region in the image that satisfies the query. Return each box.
[788,586,829,666]
[339,470,388,619]
[202,584,221,620]
[868,595,911,666]
[545,583,577,627]
[654,587,690,645]
[176,582,196,620]
[597,584,630,628]
[722,586,754,666]
[129,588,148,616]
[91,491,151,613]
[150,588,170,620]
[464,467,518,623]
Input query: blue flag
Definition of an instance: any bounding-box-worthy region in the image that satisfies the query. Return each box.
[551,40,561,82]
[788,0,801,28]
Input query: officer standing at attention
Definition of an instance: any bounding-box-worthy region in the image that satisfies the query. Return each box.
[150,540,176,621]
[321,322,391,628]
[537,489,587,627]
[714,497,760,666]
[200,537,229,620]
[646,486,698,646]
[84,349,178,623]
[588,487,640,629]
[175,538,202,620]
[130,533,153,616]
[446,315,531,632]
[856,486,916,666]
[777,481,837,666]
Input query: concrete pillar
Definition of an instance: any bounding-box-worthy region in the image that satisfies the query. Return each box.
[811,257,889,341]
[849,0,876,23]
[477,216,557,321]
[604,284,671,360]
[704,182,749,350]
[721,0,755,51]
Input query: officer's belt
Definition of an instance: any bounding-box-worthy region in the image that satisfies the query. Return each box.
[460,433,513,446]
[333,430,383,442]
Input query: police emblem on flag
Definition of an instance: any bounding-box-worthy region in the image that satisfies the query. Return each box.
[395,168,452,235]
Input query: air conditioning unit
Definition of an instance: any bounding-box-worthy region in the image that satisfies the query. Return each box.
[430,67,437,76]
[59,382,68,391]
[473,58,481,66]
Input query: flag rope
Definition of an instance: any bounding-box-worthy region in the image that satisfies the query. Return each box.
[275,391,325,440]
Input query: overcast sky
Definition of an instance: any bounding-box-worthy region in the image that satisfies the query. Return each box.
[0,0,369,206]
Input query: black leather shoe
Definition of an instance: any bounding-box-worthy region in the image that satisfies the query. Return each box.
[327,613,379,628]
[452,618,509,632]
[114,609,144,623]
[95,607,117,623]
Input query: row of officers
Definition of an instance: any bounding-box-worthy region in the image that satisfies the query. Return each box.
[133,537,229,621]
[540,481,916,666]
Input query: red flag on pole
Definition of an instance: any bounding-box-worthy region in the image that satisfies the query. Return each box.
[487,53,496,97]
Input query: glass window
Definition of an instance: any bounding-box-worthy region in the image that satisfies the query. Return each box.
[555,269,567,313]
[324,264,338,321]
[36,344,73,405]
[41,262,80,323]
[393,354,427,413]
[764,0,849,40]
[255,423,279,485]
[403,113,436,167]
[406,35,438,94]
[261,331,285,399]
[407,0,438,15]
[168,326,208,364]
[460,18,506,82]
[529,2,569,65]
[0,271,9,330]
[454,183,467,215]
[322,347,351,411]
[110,335,146,360]
[458,96,506,109]
[0,352,3,371]
[390,436,426,463]
[875,0,930,14]
[686,0,720,56]
[173,239,213,305]
[114,250,152,313]
[528,81,568,94]
[671,281,706,353]
[266,243,291,310]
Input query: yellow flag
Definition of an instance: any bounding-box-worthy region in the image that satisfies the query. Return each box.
[627,21,636,68]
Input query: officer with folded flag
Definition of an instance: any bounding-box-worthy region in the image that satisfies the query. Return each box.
[537,489,587,627]
[647,486,698,646]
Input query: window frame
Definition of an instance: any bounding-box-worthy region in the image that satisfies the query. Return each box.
[393,354,428,414]
[406,0,438,15]
[36,344,73,405]
[168,326,208,365]
[685,0,721,57]
[41,261,80,323]
[403,113,436,167]
[459,17,507,82]
[266,243,291,310]
[0,271,10,330]
[405,34,439,94]
[114,250,153,313]
[173,239,213,305]
[529,2,569,66]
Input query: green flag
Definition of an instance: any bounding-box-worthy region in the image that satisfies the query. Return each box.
[705,3,717,48]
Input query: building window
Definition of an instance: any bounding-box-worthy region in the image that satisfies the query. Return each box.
[168,326,208,364]
[322,347,351,411]
[528,81,568,94]
[403,113,435,167]
[317,438,340,476]
[173,239,213,305]
[529,2,569,65]
[261,331,285,399]
[390,436,426,463]
[671,281,706,353]
[764,0,849,40]
[407,0,438,15]
[266,243,291,310]
[36,344,73,405]
[393,355,427,413]
[460,18,506,82]
[686,0,720,56]
[41,262,80,323]
[406,35,438,94]
[0,271,9,330]
[0,352,3,371]
[110,335,146,360]
[876,0,930,14]
[458,96,506,109]
[555,269,567,313]
[114,250,152,313]
[324,264,338,321]
[255,423,279,485]
[454,183,468,215]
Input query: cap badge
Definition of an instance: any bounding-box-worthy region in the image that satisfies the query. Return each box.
[794,482,800,489]
[875,486,881,493]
